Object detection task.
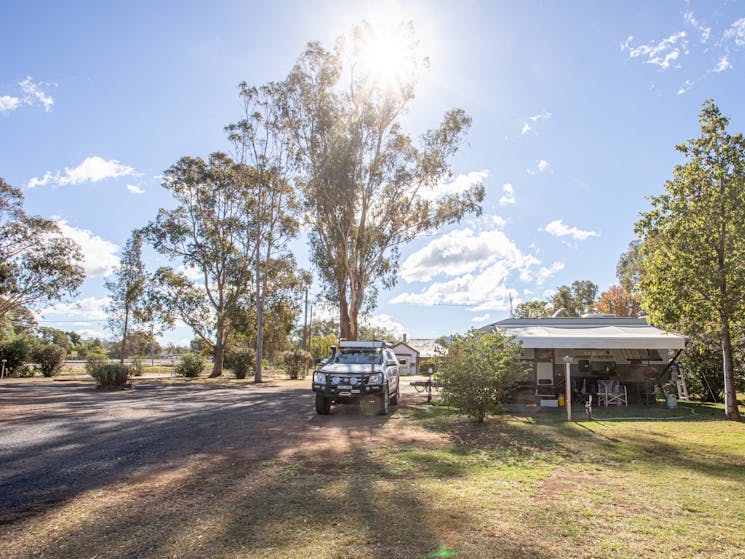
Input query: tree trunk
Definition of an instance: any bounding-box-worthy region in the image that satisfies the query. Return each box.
[211,338,224,378]
[339,282,353,340]
[119,306,129,366]
[721,323,741,421]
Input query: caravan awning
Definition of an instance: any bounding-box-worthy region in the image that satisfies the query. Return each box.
[487,318,687,351]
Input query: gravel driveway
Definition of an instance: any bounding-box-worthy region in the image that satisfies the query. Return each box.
[0,377,427,518]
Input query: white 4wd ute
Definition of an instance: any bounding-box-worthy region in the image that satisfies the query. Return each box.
[311,340,400,415]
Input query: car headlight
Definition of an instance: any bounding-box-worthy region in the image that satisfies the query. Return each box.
[314,372,327,384]
[367,373,383,384]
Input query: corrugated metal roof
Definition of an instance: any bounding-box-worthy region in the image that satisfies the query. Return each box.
[483,317,686,350]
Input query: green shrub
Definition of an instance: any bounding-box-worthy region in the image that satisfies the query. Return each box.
[436,329,528,423]
[90,364,131,387]
[129,355,144,377]
[85,350,109,374]
[32,343,66,377]
[282,347,313,380]
[0,337,33,375]
[175,352,205,378]
[12,364,36,378]
[225,348,255,379]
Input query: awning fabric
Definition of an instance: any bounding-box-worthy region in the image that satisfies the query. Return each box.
[487,318,686,351]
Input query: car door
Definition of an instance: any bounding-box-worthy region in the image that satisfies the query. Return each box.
[385,350,399,393]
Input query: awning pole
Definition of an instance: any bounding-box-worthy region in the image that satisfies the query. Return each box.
[563,355,573,421]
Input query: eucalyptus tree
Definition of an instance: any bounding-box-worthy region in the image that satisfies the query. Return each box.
[225,83,301,382]
[145,153,256,377]
[279,22,484,339]
[0,178,84,321]
[549,281,599,317]
[105,229,150,364]
[635,100,745,421]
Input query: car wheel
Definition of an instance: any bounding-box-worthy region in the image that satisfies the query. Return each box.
[315,393,331,415]
[379,385,390,415]
[390,384,400,406]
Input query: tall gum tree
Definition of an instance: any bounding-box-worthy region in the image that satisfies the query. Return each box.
[145,154,255,377]
[279,22,484,339]
[635,100,744,421]
[226,83,301,382]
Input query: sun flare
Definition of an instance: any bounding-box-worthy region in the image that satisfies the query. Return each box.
[354,22,418,92]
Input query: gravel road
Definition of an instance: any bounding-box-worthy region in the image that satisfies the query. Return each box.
[0,377,425,518]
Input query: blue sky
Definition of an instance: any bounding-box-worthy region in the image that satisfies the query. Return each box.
[2,0,744,345]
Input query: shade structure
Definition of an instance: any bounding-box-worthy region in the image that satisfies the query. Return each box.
[484,317,686,351]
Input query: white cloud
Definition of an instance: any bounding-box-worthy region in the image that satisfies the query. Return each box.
[19,76,54,112]
[126,184,145,194]
[521,111,551,135]
[177,264,204,282]
[684,11,710,43]
[422,169,488,201]
[39,296,112,320]
[28,156,138,188]
[621,32,688,70]
[362,313,406,338]
[0,95,21,113]
[400,226,537,283]
[543,219,599,241]
[677,79,694,95]
[472,313,490,324]
[724,17,745,47]
[536,262,565,285]
[55,219,120,276]
[0,77,54,114]
[527,159,551,175]
[391,223,550,311]
[498,183,515,206]
[713,56,732,73]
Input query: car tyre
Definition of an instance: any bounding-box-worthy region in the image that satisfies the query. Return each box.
[379,384,390,415]
[390,384,400,406]
[315,393,331,415]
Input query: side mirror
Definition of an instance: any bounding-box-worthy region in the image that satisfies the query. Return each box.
[314,358,321,365]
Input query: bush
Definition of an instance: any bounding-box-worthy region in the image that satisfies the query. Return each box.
[129,356,144,377]
[282,347,313,380]
[175,352,205,378]
[85,350,109,375]
[32,343,67,377]
[436,329,528,423]
[12,364,36,378]
[225,348,255,379]
[90,364,131,388]
[0,337,33,375]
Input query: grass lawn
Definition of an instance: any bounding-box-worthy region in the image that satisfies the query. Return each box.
[2,401,744,558]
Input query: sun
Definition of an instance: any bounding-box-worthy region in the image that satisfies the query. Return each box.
[353,21,418,93]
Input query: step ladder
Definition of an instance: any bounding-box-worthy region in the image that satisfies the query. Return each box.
[673,366,689,400]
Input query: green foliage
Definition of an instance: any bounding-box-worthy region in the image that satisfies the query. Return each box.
[282,347,313,380]
[32,343,66,377]
[85,349,109,375]
[174,352,205,378]
[129,355,144,377]
[89,364,131,388]
[0,336,33,374]
[635,100,745,420]
[224,348,255,379]
[309,333,337,360]
[513,300,550,318]
[12,364,36,377]
[550,281,598,317]
[436,329,528,423]
[0,177,85,321]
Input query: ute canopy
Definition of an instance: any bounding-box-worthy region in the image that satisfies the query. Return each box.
[486,317,686,351]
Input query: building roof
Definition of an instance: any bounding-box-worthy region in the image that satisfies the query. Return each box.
[403,338,447,358]
[482,317,687,350]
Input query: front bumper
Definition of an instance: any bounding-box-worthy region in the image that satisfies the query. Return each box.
[312,382,385,399]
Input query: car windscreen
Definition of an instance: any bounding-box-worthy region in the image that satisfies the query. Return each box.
[332,349,383,365]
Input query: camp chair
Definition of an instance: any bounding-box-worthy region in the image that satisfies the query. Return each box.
[597,380,627,407]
